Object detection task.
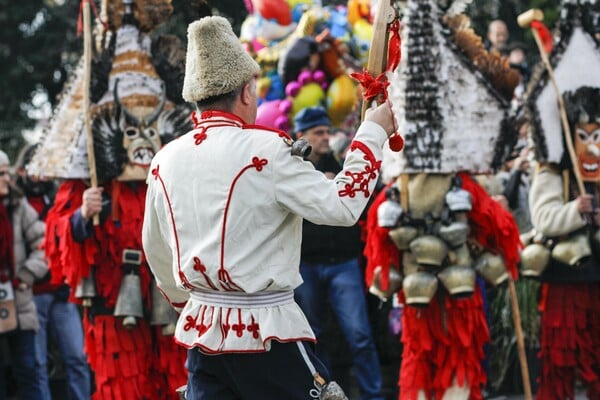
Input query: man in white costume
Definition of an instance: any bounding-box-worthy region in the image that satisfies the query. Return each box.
[142,15,395,400]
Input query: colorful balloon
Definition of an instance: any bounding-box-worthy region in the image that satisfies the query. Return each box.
[256,99,293,131]
[253,0,292,26]
[291,82,326,116]
[326,74,357,127]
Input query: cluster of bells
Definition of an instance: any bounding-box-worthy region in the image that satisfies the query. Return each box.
[521,229,596,276]
[74,255,178,333]
[370,182,509,307]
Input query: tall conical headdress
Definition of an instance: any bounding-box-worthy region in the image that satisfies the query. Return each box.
[525,0,600,166]
[383,0,519,179]
[28,0,191,180]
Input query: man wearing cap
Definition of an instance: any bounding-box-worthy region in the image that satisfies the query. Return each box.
[293,106,385,400]
[142,15,395,400]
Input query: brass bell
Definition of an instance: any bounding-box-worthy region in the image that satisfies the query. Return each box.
[114,272,144,328]
[551,234,592,267]
[438,222,469,248]
[74,270,96,308]
[150,283,178,327]
[437,265,475,298]
[475,252,508,286]
[521,243,551,277]
[409,235,449,267]
[389,226,418,250]
[402,271,438,307]
[368,266,403,301]
[402,251,420,276]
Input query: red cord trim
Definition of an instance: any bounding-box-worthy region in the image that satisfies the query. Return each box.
[243,124,292,140]
[338,140,381,198]
[151,165,195,290]
[219,156,268,290]
[193,256,218,290]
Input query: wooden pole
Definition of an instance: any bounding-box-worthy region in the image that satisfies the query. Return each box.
[507,277,533,400]
[360,0,395,118]
[82,0,100,225]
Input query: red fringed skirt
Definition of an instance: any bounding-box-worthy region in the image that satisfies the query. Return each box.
[399,289,489,400]
[537,282,600,400]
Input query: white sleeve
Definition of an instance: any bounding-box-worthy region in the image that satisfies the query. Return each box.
[529,168,587,237]
[143,172,189,312]
[274,121,387,226]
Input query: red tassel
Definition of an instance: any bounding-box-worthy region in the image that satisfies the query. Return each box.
[389,133,404,152]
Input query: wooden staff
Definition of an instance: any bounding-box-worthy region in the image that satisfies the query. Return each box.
[82,0,100,225]
[360,0,395,118]
[507,276,533,400]
[518,9,586,195]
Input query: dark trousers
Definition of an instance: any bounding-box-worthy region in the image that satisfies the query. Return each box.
[186,340,330,400]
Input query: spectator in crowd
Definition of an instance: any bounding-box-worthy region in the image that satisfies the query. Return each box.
[0,149,47,400]
[15,144,90,400]
[329,128,352,163]
[293,106,385,400]
[485,19,509,53]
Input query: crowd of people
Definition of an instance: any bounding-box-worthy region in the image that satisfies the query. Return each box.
[1,1,599,400]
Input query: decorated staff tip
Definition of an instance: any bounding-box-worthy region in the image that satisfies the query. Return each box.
[517,9,544,28]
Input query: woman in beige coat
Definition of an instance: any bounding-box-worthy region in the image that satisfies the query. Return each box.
[0,149,47,400]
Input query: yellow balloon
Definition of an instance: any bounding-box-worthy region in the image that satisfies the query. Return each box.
[326,75,357,127]
[353,19,373,66]
[291,82,326,116]
[257,77,272,99]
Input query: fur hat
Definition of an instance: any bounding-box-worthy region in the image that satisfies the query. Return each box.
[182,16,260,103]
[0,150,9,166]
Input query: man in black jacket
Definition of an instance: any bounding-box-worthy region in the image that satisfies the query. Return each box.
[293,107,384,400]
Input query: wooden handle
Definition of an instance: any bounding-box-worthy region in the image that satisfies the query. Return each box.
[507,278,533,400]
[82,0,100,225]
[360,0,394,118]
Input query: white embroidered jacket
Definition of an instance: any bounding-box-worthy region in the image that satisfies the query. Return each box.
[143,111,387,353]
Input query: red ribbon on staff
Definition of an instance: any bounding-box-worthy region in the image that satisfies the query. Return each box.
[531,20,553,54]
[350,18,404,152]
[77,0,108,36]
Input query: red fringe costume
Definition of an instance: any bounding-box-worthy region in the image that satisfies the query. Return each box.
[45,180,187,399]
[365,173,521,400]
[537,282,600,400]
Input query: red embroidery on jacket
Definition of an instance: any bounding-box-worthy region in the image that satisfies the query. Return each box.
[193,257,218,290]
[232,309,246,338]
[243,124,292,140]
[248,316,260,339]
[183,315,196,331]
[218,157,269,291]
[196,306,209,336]
[152,165,195,290]
[194,129,207,145]
[338,140,381,198]
[222,308,232,337]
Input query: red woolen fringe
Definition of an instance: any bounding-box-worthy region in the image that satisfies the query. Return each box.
[363,184,400,289]
[84,314,156,400]
[458,172,522,280]
[153,327,188,399]
[399,290,489,400]
[537,282,600,400]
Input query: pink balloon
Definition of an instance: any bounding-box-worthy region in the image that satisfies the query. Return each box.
[279,99,293,114]
[275,115,291,131]
[256,99,290,130]
[298,70,313,85]
[285,81,302,97]
[312,70,326,84]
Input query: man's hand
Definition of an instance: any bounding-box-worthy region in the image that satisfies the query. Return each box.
[81,187,104,221]
[364,101,396,137]
[576,194,594,214]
